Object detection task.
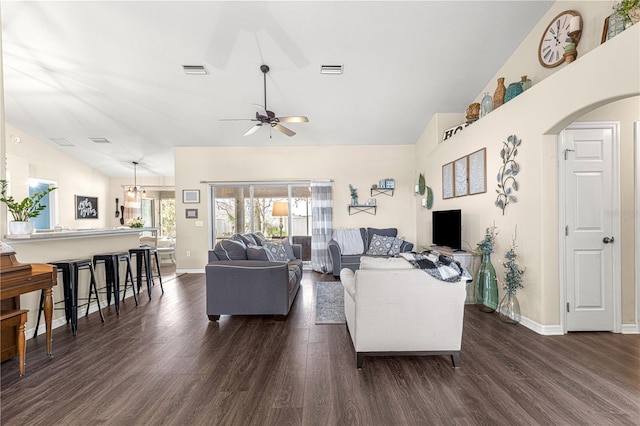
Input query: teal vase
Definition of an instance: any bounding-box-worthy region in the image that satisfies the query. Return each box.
[475,253,498,312]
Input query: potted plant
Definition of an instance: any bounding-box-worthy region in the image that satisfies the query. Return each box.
[615,0,640,25]
[0,179,57,235]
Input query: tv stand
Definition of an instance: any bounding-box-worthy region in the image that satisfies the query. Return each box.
[422,246,480,304]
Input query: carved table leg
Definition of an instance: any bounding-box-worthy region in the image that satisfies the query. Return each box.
[18,313,26,376]
[44,287,53,356]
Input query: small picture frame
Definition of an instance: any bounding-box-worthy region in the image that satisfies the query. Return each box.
[454,156,468,197]
[183,189,200,204]
[468,148,487,195]
[601,13,626,44]
[185,208,198,219]
[442,162,454,199]
[366,198,376,206]
[75,195,98,219]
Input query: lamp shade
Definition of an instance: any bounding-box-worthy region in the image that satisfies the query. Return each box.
[272,201,289,217]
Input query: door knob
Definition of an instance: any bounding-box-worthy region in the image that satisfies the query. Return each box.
[603,236,615,244]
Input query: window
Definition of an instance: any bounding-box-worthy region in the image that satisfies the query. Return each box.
[29,178,57,230]
[210,183,312,245]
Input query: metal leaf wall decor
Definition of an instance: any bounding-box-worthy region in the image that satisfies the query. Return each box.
[495,134,521,215]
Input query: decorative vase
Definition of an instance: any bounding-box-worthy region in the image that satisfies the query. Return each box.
[493,77,506,110]
[352,197,358,206]
[519,75,532,91]
[504,82,524,103]
[475,252,498,312]
[9,221,34,235]
[466,103,480,121]
[498,292,521,324]
[480,92,493,117]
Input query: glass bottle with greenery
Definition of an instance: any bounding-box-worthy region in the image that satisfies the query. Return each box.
[475,224,499,312]
[498,229,525,324]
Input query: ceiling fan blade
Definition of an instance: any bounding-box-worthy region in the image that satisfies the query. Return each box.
[273,123,295,137]
[244,124,262,136]
[277,116,309,123]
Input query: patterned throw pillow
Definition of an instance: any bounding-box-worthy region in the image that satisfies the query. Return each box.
[214,239,247,260]
[388,238,405,255]
[263,241,289,262]
[281,239,296,261]
[365,234,395,256]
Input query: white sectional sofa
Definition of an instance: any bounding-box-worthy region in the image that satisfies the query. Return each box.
[340,256,468,368]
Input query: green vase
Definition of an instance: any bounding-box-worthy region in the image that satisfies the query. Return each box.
[475,253,498,312]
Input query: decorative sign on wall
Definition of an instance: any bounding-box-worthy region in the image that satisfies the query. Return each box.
[75,195,98,219]
[495,135,522,215]
[441,122,471,143]
[468,148,487,194]
[442,162,454,199]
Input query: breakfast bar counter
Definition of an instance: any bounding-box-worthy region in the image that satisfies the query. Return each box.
[4,228,157,334]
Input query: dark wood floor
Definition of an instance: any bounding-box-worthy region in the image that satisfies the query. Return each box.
[2,270,639,425]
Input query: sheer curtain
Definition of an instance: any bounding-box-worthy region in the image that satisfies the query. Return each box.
[311,181,333,273]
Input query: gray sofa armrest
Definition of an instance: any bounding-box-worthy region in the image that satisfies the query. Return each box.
[208,250,221,262]
[328,239,342,276]
[292,243,302,260]
[401,241,414,252]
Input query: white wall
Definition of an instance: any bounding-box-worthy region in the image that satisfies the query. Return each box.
[174,145,417,271]
[416,18,639,330]
[5,124,111,230]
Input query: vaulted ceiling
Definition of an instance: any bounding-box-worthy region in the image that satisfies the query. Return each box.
[2,1,553,177]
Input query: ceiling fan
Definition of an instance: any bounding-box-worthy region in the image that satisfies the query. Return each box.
[222,64,308,137]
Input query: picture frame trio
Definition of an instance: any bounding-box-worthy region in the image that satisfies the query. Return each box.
[442,148,486,200]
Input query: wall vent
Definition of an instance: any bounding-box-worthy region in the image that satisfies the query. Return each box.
[89,137,111,144]
[182,65,208,75]
[320,64,343,74]
[50,138,74,146]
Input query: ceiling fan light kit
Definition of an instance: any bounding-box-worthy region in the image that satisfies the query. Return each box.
[223,64,309,138]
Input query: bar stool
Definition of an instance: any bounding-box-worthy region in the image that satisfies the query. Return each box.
[129,246,164,300]
[115,251,139,306]
[93,253,120,314]
[34,259,104,336]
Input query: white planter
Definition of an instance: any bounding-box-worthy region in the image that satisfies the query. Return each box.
[9,221,34,235]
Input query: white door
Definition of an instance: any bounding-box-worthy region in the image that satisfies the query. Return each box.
[562,123,618,331]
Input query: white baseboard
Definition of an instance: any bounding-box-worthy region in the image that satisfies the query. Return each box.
[176,268,204,274]
[518,315,564,335]
[621,323,640,334]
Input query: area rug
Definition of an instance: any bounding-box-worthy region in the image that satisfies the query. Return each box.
[315,281,346,324]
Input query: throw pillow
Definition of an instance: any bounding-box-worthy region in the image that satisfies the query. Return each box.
[246,245,269,261]
[263,240,289,262]
[388,238,405,255]
[253,232,267,245]
[366,227,397,250]
[229,234,247,248]
[281,238,296,261]
[238,233,258,246]
[213,239,247,261]
[365,234,395,256]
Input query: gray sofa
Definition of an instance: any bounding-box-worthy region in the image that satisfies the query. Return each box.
[206,233,303,320]
[328,227,414,277]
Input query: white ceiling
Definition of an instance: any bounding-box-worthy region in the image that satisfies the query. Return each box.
[2,1,553,178]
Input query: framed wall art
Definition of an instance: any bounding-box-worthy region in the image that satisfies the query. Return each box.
[183,189,200,204]
[185,208,198,219]
[601,13,626,44]
[454,156,468,197]
[442,162,454,199]
[75,195,98,219]
[468,148,487,195]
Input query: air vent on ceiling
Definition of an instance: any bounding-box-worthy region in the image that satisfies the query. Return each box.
[182,65,208,75]
[320,64,343,74]
[50,138,74,146]
[89,137,111,144]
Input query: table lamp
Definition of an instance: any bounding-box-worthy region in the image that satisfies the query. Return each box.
[272,202,289,238]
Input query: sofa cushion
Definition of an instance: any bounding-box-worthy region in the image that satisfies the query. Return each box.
[263,240,289,262]
[214,239,247,261]
[389,238,405,255]
[366,228,397,250]
[246,245,269,261]
[237,233,258,246]
[229,234,247,248]
[281,239,296,261]
[253,232,267,245]
[366,234,395,255]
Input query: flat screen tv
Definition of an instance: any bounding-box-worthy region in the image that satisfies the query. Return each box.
[432,209,462,251]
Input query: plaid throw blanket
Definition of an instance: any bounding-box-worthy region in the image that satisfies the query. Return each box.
[400,252,473,283]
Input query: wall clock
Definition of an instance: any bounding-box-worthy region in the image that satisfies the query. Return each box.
[538,10,581,68]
